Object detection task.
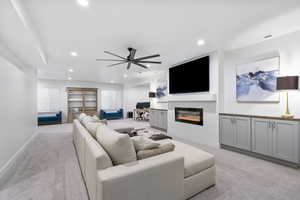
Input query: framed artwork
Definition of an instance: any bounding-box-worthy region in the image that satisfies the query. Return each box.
[236,56,280,102]
[156,81,168,98]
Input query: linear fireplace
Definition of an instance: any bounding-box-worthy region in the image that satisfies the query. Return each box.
[175,107,203,125]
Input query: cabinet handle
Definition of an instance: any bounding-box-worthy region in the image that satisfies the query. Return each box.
[272,122,276,130]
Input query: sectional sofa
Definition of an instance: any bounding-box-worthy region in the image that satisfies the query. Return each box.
[73,119,215,200]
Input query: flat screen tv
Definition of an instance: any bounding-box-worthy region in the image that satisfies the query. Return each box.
[169,56,210,94]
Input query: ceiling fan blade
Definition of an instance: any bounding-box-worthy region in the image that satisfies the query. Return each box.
[137,61,162,64]
[133,62,148,69]
[126,62,132,70]
[96,59,125,62]
[104,51,126,59]
[134,54,160,61]
[107,61,128,67]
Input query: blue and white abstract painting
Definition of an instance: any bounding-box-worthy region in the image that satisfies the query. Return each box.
[236,57,279,102]
[156,81,167,98]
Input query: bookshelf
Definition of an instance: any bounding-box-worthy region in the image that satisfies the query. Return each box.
[67,87,98,123]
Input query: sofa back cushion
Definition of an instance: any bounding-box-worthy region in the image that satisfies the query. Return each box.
[78,113,87,122]
[85,122,101,138]
[82,115,99,126]
[96,124,137,165]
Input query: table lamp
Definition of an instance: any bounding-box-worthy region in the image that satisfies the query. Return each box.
[276,76,299,119]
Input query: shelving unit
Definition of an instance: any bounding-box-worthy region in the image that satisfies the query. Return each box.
[67,87,98,123]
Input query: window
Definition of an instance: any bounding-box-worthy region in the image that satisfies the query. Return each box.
[37,87,61,112]
[101,90,122,110]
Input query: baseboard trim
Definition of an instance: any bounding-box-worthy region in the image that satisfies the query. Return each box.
[220,144,300,169]
[0,131,38,187]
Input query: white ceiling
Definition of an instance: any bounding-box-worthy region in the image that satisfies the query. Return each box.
[1,0,300,84]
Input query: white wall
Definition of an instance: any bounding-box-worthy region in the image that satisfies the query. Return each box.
[38,79,123,122]
[123,84,150,116]
[222,30,300,117]
[0,56,37,174]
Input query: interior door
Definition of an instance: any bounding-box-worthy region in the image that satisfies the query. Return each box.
[252,118,272,156]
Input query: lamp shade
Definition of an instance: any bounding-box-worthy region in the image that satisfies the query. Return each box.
[149,92,156,98]
[276,76,299,90]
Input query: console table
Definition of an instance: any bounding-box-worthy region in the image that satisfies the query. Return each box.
[219,113,300,168]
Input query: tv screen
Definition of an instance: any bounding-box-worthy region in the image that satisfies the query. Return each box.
[169,56,210,94]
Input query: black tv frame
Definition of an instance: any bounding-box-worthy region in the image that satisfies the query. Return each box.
[169,56,210,94]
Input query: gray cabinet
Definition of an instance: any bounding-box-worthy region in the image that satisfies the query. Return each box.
[252,118,299,163]
[150,109,168,131]
[252,118,273,156]
[220,114,300,167]
[220,116,251,151]
[235,117,251,151]
[273,120,299,163]
[220,116,235,146]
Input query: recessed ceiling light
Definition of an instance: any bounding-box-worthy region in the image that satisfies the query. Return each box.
[123,74,128,78]
[68,77,72,80]
[68,69,74,73]
[146,64,151,68]
[197,39,205,46]
[77,0,89,7]
[110,80,115,83]
[70,51,78,57]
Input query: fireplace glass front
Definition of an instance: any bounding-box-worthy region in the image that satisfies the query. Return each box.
[175,107,203,125]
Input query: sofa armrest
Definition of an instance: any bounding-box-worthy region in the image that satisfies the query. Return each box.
[97,153,184,200]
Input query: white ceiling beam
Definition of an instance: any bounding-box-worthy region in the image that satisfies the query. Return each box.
[0,39,29,70]
[10,0,48,64]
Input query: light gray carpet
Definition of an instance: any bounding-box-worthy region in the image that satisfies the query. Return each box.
[0,120,300,200]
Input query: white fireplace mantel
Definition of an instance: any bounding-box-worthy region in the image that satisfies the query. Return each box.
[167,93,216,102]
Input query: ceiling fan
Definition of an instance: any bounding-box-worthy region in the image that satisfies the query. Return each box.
[96,47,162,70]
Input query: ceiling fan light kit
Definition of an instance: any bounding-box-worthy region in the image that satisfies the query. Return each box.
[96,47,162,70]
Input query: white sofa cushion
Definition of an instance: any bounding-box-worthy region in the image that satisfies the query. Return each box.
[108,122,134,133]
[172,141,215,178]
[85,122,101,138]
[96,125,137,165]
[82,115,100,126]
[78,113,87,122]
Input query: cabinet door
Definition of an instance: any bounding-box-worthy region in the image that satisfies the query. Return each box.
[155,110,161,128]
[252,118,272,156]
[235,117,251,151]
[159,111,164,129]
[273,120,299,163]
[164,111,168,130]
[149,110,154,126]
[220,116,235,146]
[153,110,159,127]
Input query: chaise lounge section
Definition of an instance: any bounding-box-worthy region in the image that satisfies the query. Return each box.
[73,119,215,200]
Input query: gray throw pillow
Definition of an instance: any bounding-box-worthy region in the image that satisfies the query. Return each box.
[132,136,160,151]
[137,143,175,160]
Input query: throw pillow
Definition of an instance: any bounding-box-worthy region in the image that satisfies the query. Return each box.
[96,124,137,165]
[131,136,160,151]
[137,143,175,160]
